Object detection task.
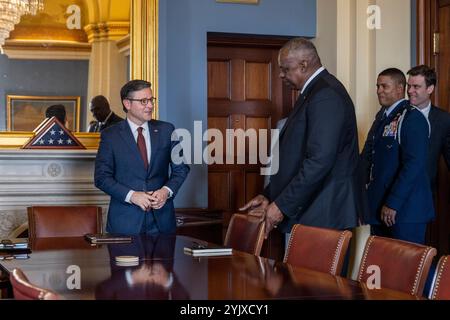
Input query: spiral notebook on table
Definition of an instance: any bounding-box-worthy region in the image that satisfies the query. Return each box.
[84,233,132,244]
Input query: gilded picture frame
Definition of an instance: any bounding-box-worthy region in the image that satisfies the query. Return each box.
[6,95,81,132]
[216,0,259,4]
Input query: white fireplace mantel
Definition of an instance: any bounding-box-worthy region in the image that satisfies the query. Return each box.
[0,149,109,237]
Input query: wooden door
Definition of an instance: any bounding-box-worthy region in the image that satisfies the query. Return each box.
[207,35,292,260]
[417,0,450,255]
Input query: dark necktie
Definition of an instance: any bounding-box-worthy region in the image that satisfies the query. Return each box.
[373,110,388,134]
[137,127,148,170]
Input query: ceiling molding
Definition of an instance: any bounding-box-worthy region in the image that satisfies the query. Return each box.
[3,40,91,60]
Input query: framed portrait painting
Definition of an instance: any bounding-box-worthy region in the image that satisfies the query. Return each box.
[6,95,80,132]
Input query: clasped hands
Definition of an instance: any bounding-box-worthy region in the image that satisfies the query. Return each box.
[239,195,284,239]
[131,263,170,287]
[131,188,169,212]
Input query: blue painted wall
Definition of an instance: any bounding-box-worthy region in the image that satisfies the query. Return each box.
[159,0,317,208]
[0,56,89,131]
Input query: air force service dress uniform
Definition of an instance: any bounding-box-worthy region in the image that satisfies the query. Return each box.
[362,99,434,244]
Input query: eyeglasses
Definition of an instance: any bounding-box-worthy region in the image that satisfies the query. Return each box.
[126,97,157,106]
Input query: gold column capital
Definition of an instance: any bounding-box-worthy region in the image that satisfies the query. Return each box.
[84,21,130,43]
[131,0,159,119]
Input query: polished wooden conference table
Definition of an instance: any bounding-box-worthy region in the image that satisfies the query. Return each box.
[0,235,420,300]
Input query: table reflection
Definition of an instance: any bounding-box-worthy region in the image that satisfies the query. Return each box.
[95,235,189,300]
[231,255,358,300]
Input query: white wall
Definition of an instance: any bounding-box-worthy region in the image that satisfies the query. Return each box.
[313,0,337,74]
[315,0,411,146]
[315,0,411,279]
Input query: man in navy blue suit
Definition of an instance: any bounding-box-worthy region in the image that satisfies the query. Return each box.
[406,65,450,296]
[361,68,434,244]
[95,80,189,235]
[406,65,450,194]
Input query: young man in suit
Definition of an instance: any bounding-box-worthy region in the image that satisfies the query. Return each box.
[95,80,189,235]
[407,65,450,296]
[241,38,361,241]
[361,68,434,244]
[88,95,124,132]
[406,65,450,194]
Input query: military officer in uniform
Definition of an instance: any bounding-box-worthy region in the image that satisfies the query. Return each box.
[361,68,434,244]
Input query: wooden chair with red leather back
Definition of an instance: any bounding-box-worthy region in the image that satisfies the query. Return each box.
[10,268,60,300]
[284,224,352,276]
[429,255,450,300]
[358,236,436,296]
[224,213,265,256]
[27,206,102,238]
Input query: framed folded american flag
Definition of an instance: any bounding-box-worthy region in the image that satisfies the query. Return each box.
[6,95,80,132]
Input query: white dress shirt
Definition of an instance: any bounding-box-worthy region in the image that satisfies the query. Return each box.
[417,102,431,119]
[125,118,173,203]
[301,66,325,94]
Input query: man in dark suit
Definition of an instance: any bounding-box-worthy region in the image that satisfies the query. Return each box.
[406,65,450,194]
[95,80,189,235]
[240,38,361,240]
[361,68,434,244]
[88,95,124,132]
[406,66,450,295]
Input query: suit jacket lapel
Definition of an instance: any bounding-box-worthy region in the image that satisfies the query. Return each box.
[428,106,437,130]
[148,120,160,172]
[279,69,329,139]
[279,93,305,139]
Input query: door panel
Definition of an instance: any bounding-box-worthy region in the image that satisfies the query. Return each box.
[208,172,230,210]
[245,62,271,100]
[207,45,282,215]
[208,61,231,99]
[207,37,291,260]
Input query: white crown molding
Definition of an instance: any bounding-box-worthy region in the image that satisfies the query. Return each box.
[3,40,91,60]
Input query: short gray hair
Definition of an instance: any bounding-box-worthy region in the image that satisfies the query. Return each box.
[281,38,321,66]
